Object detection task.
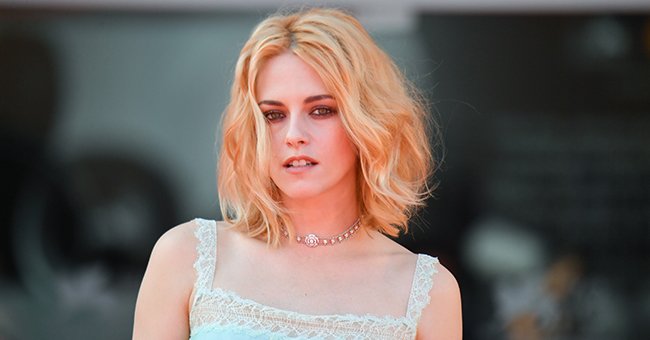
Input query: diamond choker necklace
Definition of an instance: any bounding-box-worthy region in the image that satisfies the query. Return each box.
[283,218,361,248]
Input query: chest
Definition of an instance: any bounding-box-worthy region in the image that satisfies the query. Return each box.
[212,248,416,317]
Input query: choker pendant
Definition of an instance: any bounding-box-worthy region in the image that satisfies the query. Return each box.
[283,218,361,248]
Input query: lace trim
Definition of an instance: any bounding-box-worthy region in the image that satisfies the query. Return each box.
[406,254,439,322]
[191,218,217,303]
[191,287,413,339]
[189,218,439,339]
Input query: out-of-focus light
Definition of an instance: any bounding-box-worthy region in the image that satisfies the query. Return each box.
[463,217,547,280]
[568,17,631,65]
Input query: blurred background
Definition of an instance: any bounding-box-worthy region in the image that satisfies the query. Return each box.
[0,0,648,339]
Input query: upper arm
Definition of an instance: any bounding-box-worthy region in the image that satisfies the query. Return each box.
[417,263,463,340]
[133,221,198,340]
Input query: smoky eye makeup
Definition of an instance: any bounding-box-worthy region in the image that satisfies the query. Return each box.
[257,95,338,122]
[310,106,337,118]
[262,110,285,122]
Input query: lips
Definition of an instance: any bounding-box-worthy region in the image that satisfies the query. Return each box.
[283,156,319,168]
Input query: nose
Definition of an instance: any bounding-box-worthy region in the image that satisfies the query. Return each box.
[284,112,309,148]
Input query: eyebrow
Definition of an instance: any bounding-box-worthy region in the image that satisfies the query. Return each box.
[257,94,334,107]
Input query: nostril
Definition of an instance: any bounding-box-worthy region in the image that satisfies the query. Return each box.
[285,135,308,147]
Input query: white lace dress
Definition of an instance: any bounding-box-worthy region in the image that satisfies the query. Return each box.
[189,218,439,340]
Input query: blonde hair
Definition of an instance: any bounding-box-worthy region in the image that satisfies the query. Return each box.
[218,7,436,246]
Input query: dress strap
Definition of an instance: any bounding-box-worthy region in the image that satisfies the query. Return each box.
[406,254,439,322]
[192,218,217,293]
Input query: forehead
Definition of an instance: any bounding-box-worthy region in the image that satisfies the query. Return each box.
[255,52,331,101]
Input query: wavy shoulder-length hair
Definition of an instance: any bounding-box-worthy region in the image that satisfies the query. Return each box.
[218,7,436,246]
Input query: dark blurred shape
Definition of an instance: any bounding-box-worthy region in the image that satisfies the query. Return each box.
[9,153,178,285]
[49,153,179,276]
[0,28,179,339]
[644,18,650,58]
[417,13,650,340]
[0,29,59,281]
[0,29,58,140]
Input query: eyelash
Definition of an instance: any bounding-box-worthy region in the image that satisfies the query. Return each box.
[263,111,284,121]
[311,106,336,117]
[263,106,337,122]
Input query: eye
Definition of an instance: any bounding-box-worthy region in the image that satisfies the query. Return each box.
[263,110,285,122]
[310,106,337,118]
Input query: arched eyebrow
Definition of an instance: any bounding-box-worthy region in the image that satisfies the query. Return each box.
[257,94,334,107]
[304,94,334,104]
[257,100,283,107]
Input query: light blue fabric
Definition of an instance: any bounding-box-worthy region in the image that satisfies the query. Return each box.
[190,324,319,340]
[190,325,276,339]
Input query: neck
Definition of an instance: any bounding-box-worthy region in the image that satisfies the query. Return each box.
[281,184,359,238]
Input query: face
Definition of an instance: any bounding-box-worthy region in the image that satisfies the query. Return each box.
[255,52,358,202]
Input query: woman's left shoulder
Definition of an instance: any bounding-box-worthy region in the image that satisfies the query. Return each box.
[417,259,463,340]
[427,259,459,297]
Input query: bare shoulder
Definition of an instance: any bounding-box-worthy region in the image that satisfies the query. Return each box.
[146,220,200,280]
[417,261,463,340]
[156,220,200,259]
[132,219,201,340]
[429,261,461,300]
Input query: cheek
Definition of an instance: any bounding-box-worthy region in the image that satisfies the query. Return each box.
[269,129,284,157]
[334,128,356,156]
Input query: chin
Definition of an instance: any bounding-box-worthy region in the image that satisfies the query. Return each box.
[278,186,323,200]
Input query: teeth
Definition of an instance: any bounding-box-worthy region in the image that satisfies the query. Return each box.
[290,159,312,167]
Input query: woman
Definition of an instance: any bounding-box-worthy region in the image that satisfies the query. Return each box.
[134,8,462,340]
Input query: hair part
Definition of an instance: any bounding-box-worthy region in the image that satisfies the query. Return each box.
[218,7,437,246]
